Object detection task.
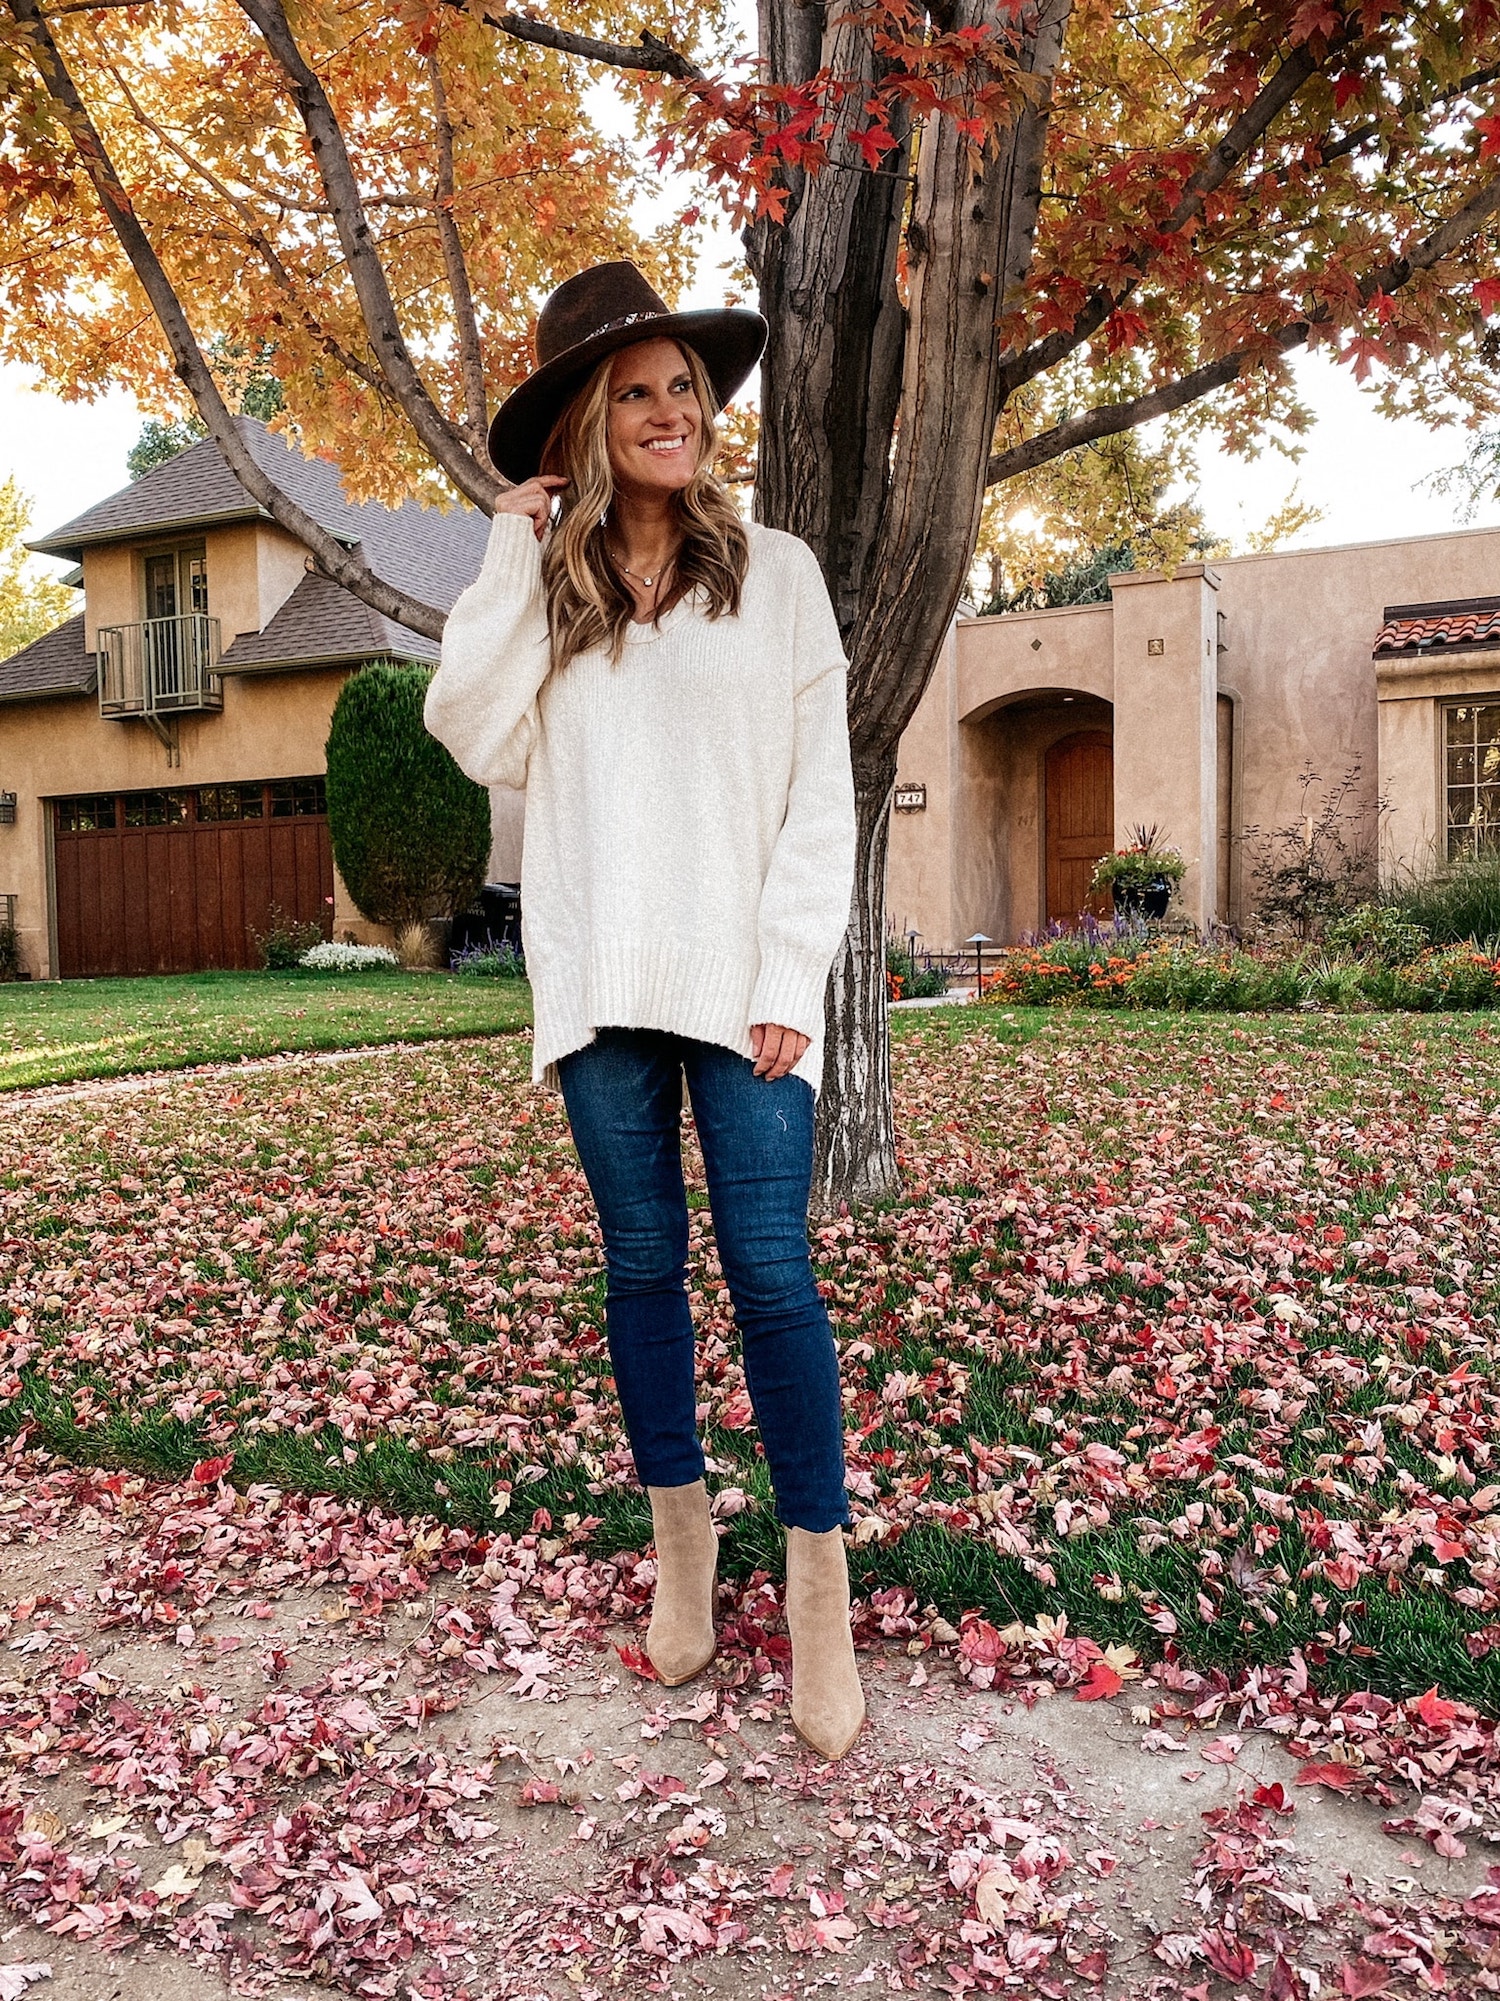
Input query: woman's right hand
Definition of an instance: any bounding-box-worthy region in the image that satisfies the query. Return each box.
[495,474,568,541]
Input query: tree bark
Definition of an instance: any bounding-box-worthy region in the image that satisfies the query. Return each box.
[813,748,899,1207]
[756,0,1072,1203]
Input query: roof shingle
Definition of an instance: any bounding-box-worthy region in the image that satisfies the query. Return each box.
[0,616,96,703]
[220,569,439,670]
[1373,595,1500,657]
[28,419,490,593]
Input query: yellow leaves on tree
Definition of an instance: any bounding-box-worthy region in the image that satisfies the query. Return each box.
[0,0,720,506]
[0,480,72,659]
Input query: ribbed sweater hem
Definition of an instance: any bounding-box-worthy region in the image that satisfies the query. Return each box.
[530,936,825,1091]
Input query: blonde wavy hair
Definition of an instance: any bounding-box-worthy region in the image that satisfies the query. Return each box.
[538,342,749,673]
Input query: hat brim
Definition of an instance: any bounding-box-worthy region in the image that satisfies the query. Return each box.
[487,306,767,485]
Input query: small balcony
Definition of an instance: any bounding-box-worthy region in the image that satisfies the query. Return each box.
[98,614,224,720]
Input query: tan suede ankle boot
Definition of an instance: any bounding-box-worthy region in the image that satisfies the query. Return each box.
[786,1525,866,1760]
[645,1481,718,1686]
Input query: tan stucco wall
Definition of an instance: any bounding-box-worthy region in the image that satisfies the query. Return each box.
[891,523,1500,949]
[0,667,389,978]
[1109,566,1219,929]
[79,545,136,655]
[79,520,307,656]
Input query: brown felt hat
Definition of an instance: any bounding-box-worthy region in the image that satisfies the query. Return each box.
[488,261,767,485]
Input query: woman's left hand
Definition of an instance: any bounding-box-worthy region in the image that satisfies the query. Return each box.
[749,1023,810,1080]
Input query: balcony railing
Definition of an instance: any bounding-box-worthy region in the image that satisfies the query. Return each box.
[98,614,223,719]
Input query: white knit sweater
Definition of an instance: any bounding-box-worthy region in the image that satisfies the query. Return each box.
[424,513,856,1090]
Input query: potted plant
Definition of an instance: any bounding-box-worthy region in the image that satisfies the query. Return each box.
[1089,825,1187,920]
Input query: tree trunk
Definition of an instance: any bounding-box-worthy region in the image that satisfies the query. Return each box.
[813,751,898,1208]
[754,0,1072,1207]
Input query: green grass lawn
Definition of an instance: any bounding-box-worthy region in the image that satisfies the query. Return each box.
[4,1008,1497,1710]
[0,968,533,1090]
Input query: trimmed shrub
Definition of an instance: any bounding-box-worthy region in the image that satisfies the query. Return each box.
[326,661,490,931]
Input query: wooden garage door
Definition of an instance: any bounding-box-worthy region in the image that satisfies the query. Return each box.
[53,779,334,977]
[1044,730,1114,928]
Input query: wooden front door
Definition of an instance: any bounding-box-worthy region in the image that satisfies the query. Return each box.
[1044,729,1114,929]
[53,779,334,977]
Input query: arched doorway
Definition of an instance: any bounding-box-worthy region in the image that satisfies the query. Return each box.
[1045,730,1114,927]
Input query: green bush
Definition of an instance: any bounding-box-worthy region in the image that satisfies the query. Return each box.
[0,922,20,982]
[326,661,490,931]
[1325,903,1429,964]
[886,938,950,1000]
[252,903,321,971]
[1382,849,1500,949]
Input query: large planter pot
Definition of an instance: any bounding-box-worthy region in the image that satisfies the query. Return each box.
[1112,876,1173,921]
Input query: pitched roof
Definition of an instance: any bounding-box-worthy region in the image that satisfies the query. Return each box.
[0,615,96,703]
[26,418,491,606]
[220,569,439,670]
[1373,595,1500,657]
[15,417,491,677]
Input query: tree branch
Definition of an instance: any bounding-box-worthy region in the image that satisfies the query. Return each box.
[1319,61,1500,170]
[1,0,448,640]
[234,0,500,511]
[86,41,394,403]
[996,38,1330,403]
[985,169,1500,488]
[441,1,705,82]
[426,47,492,463]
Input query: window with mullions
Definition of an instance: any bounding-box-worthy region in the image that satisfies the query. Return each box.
[55,795,117,833]
[122,791,191,828]
[1445,703,1500,860]
[197,784,265,822]
[268,777,327,817]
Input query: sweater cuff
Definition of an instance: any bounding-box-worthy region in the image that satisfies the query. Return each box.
[480,509,546,595]
[748,948,831,1042]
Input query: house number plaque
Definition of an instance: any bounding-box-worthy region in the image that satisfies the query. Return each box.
[894,783,927,812]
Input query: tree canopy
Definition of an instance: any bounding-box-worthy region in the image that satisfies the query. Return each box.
[0,479,72,658]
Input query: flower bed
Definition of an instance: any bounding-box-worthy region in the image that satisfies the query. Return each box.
[979,935,1500,1011]
[299,941,399,971]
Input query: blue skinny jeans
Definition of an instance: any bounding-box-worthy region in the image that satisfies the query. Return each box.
[557,1028,849,1533]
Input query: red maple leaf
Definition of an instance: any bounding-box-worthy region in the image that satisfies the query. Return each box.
[189,1453,234,1485]
[1337,1961,1390,1998]
[1075,1660,1123,1702]
[1472,277,1500,315]
[1296,1761,1360,1790]
[615,1642,659,1680]
[1410,1686,1458,1729]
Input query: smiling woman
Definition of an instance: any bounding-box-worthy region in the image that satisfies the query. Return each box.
[423,260,864,1759]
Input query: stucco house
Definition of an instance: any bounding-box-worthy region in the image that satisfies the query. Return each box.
[0,420,489,978]
[3,418,1498,980]
[888,525,1500,949]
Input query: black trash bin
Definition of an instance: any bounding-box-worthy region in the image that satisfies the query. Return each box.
[449,882,523,958]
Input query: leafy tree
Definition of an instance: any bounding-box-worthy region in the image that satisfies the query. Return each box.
[127,419,209,481]
[128,342,288,477]
[0,478,73,658]
[5,0,1500,1200]
[324,662,491,931]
